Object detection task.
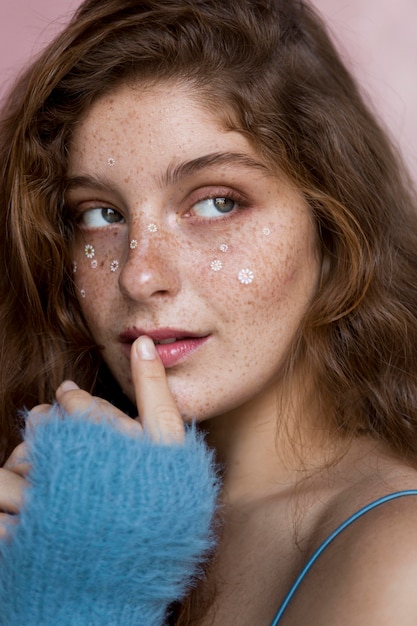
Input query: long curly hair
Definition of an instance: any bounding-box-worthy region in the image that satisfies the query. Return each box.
[1,0,417,489]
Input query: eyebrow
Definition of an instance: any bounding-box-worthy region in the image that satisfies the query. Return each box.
[65,173,121,195]
[160,152,273,186]
[65,152,273,194]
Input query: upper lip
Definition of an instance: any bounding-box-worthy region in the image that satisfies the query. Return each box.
[119,327,209,344]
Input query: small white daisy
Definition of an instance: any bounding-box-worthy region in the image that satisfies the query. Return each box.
[219,243,229,253]
[80,289,86,298]
[130,239,138,249]
[110,259,119,272]
[147,223,158,233]
[90,260,98,269]
[262,227,271,236]
[210,259,223,272]
[107,157,116,167]
[238,268,254,285]
[84,244,95,259]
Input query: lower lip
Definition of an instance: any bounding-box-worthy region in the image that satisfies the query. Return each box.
[156,337,210,367]
[121,336,209,368]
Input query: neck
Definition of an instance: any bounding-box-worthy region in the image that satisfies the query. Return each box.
[203,376,342,506]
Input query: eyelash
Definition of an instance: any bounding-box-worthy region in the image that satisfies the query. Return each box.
[185,189,249,223]
[67,203,125,230]
[68,187,250,229]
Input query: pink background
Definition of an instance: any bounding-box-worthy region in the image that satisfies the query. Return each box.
[0,0,416,181]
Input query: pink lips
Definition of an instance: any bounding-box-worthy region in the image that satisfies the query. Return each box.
[119,328,210,368]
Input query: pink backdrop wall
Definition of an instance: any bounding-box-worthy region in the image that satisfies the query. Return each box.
[1,0,416,180]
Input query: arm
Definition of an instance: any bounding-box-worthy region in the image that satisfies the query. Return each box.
[0,337,220,625]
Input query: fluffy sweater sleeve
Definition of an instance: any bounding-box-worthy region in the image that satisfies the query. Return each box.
[0,407,220,625]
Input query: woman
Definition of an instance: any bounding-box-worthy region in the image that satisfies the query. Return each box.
[1,0,417,624]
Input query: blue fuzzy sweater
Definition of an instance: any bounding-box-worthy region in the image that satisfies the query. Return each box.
[0,408,220,625]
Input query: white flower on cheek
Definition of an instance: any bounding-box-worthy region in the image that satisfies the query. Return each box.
[210,260,223,272]
[238,268,254,285]
[84,244,95,259]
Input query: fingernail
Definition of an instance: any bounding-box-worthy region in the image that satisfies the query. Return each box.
[137,336,157,360]
[59,380,80,393]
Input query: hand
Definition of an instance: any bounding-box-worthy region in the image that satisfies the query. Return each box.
[0,338,218,625]
[1,336,185,538]
[0,442,29,539]
[54,335,185,444]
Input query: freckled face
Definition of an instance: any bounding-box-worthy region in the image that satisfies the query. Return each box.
[66,82,320,421]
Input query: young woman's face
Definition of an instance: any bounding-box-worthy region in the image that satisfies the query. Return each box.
[66,82,320,421]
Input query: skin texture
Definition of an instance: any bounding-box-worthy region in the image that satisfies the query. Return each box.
[66,81,320,424]
[4,80,417,626]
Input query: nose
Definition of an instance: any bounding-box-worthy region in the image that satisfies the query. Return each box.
[118,226,181,302]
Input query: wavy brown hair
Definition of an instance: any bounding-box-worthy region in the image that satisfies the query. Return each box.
[1,1,417,617]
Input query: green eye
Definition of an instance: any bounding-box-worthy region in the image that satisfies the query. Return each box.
[193,197,236,217]
[81,207,125,227]
[212,197,235,213]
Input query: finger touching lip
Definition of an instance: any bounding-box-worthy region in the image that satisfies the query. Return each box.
[119,328,210,367]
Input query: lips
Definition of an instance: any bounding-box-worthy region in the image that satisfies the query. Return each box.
[119,328,210,368]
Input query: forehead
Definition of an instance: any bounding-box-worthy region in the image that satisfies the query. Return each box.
[72,81,228,145]
[68,80,276,186]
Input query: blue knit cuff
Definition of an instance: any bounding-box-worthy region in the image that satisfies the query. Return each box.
[0,406,220,625]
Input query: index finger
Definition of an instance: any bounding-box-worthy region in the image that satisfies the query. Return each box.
[3,442,31,476]
[132,336,185,444]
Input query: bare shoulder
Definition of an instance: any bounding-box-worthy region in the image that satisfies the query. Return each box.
[287,492,417,625]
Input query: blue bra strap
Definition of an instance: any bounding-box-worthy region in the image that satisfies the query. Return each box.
[270,489,417,625]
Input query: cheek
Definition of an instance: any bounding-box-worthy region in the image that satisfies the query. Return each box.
[193,218,317,311]
[71,229,126,320]
[70,213,318,322]
[193,222,273,288]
